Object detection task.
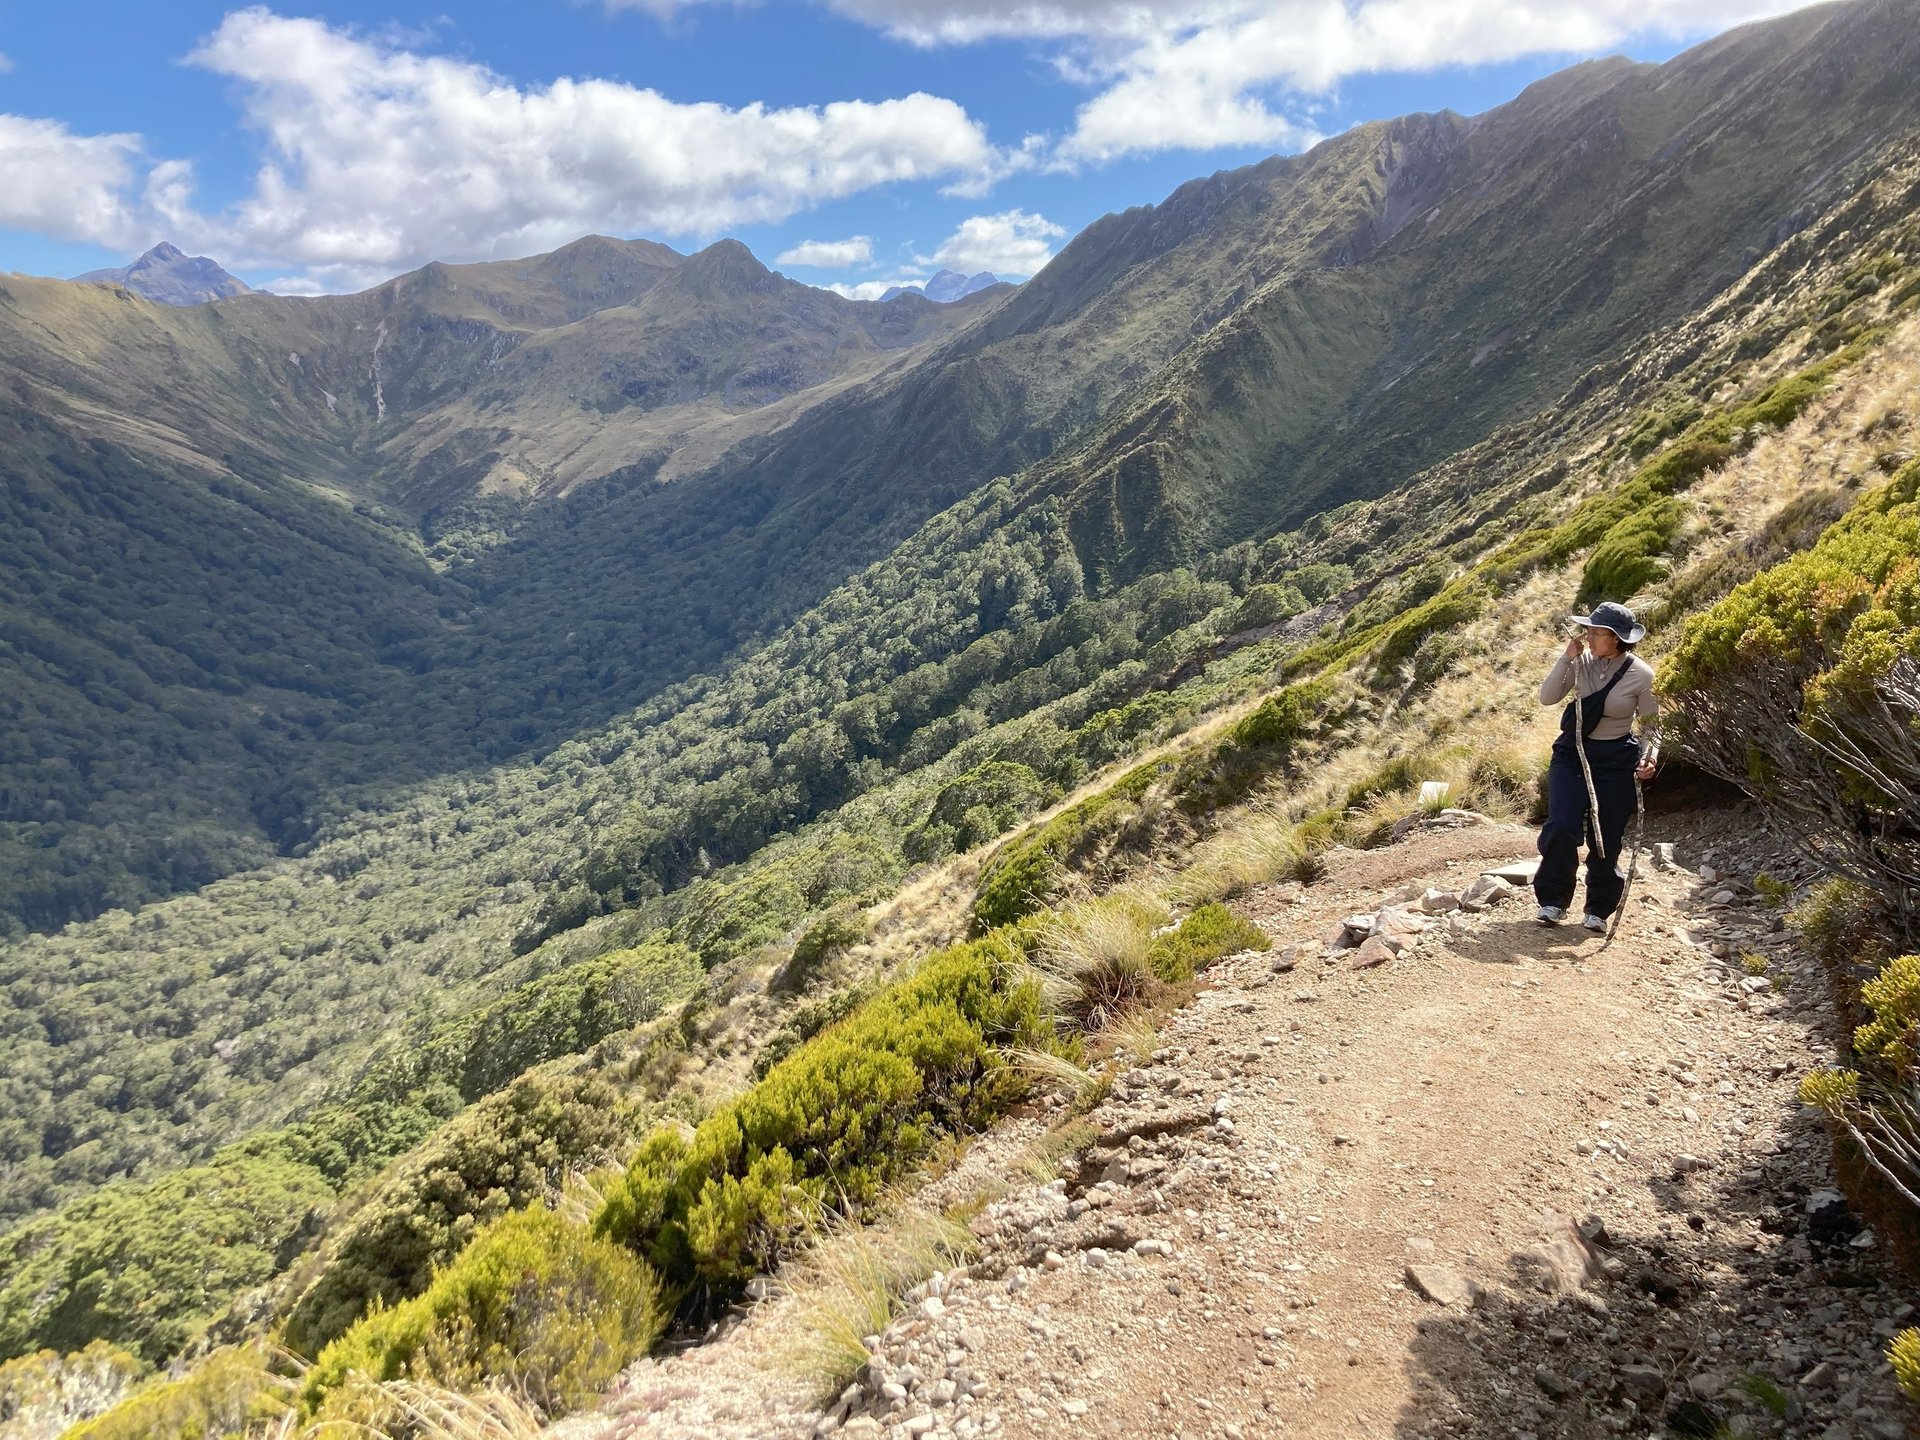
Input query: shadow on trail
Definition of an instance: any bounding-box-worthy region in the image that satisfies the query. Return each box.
[1387,943,1906,1440]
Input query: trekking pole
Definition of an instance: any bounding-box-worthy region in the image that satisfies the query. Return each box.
[1570,653,1608,862]
[1599,774,1646,952]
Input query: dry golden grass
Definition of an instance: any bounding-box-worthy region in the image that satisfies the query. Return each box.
[1026,892,1166,1028]
[776,1204,976,1397]
[288,1380,547,1439]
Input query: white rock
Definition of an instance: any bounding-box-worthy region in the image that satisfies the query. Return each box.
[1407,1263,1483,1308]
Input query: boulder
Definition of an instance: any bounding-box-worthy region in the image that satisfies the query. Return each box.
[1515,1213,1601,1294]
[1460,874,1517,910]
[1350,936,1398,969]
[1407,1263,1482,1307]
[1374,905,1427,938]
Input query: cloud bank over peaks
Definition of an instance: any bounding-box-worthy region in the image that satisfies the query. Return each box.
[0,7,1021,291]
[922,209,1064,276]
[620,0,1809,162]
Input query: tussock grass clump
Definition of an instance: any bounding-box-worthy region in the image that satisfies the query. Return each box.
[1008,1046,1103,1106]
[1015,1118,1101,1184]
[1029,894,1166,1029]
[325,1379,551,1439]
[1173,808,1325,903]
[1100,1009,1163,1068]
[779,1205,974,1396]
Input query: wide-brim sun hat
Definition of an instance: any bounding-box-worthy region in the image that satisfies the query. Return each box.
[1567,600,1646,645]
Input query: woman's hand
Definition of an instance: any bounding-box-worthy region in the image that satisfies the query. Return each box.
[1635,760,1657,782]
[1563,631,1586,660]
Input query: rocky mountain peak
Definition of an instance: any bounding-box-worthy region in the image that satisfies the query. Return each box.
[879,269,1001,303]
[73,242,253,306]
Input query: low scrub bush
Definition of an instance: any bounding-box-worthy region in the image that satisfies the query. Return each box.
[1892,1328,1920,1402]
[1856,955,1920,1078]
[752,984,874,1079]
[1577,497,1685,607]
[1228,581,1307,632]
[65,1343,291,1440]
[593,931,1046,1305]
[1668,461,1920,914]
[284,1072,634,1359]
[1147,903,1270,982]
[781,902,867,990]
[972,763,1160,929]
[0,1340,141,1439]
[302,1207,664,1421]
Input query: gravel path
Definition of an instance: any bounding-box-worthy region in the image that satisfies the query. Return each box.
[568,812,1915,1440]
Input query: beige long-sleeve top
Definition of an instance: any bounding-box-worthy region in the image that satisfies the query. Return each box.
[1540,651,1660,756]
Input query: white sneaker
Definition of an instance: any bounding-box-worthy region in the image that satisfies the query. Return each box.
[1582,913,1608,933]
[1536,905,1566,925]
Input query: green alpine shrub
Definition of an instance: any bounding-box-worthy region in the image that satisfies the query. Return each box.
[1147,904,1271,983]
[594,930,1045,1301]
[301,1207,664,1421]
[283,1071,633,1358]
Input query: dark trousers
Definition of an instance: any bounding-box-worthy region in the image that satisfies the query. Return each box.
[1535,735,1640,918]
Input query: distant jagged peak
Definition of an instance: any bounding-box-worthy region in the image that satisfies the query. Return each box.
[73,242,253,306]
[880,268,1001,303]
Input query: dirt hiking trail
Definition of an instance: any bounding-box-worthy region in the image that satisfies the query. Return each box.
[563,812,1914,1440]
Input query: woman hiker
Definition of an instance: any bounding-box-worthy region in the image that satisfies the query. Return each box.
[1535,601,1660,931]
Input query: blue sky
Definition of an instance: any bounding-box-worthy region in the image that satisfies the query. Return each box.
[0,0,1811,297]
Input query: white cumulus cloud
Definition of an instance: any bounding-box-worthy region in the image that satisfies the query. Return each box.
[731,0,1814,160]
[922,209,1065,277]
[776,235,876,268]
[0,9,1016,290]
[0,51,15,73]
[0,115,149,248]
[820,277,928,300]
[185,8,1009,278]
